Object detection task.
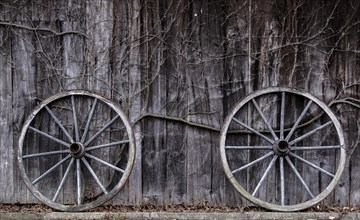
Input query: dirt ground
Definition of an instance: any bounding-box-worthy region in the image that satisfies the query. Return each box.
[0,203,359,214]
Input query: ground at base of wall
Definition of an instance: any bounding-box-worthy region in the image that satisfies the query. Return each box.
[1,203,360,213]
[1,211,360,220]
[1,204,360,219]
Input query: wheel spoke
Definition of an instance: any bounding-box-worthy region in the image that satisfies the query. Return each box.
[232,118,274,144]
[280,92,285,139]
[232,152,274,174]
[85,153,125,173]
[45,106,74,143]
[81,158,108,195]
[289,121,332,145]
[289,152,335,177]
[291,145,341,150]
[84,115,120,147]
[71,96,80,142]
[285,156,314,198]
[285,100,313,141]
[52,158,75,202]
[23,149,69,159]
[252,99,278,140]
[280,157,285,206]
[29,126,69,147]
[81,98,98,143]
[32,155,72,185]
[225,146,272,150]
[76,159,82,205]
[252,155,278,196]
[86,140,130,151]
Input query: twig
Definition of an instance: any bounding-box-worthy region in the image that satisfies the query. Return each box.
[133,113,220,132]
[0,21,87,38]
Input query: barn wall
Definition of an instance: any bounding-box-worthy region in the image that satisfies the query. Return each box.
[0,0,359,206]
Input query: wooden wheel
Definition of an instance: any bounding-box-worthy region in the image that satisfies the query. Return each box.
[220,87,346,211]
[18,90,135,211]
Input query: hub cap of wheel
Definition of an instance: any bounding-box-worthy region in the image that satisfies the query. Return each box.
[273,140,290,156]
[69,142,85,159]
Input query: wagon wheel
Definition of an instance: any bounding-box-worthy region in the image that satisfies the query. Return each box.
[18,90,135,211]
[220,87,346,211]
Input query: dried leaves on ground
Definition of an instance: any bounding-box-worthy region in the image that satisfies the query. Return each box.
[1,203,360,213]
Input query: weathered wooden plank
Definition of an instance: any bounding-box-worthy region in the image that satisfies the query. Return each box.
[181,0,212,205]
[10,26,37,203]
[126,0,143,206]
[160,0,189,203]
[0,27,14,203]
[164,123,187,204]
[138,0,168,205]
[62,21,86,90]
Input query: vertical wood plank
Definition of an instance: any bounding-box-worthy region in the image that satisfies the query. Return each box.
[110,0,133,205]
[0,27,14,203]
[127,0,143,206]
[11,26,37,203]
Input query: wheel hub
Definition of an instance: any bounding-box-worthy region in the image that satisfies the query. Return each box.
[273,140,290,156]
[69,142,85,158]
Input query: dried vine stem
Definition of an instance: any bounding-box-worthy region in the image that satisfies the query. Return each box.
[0,21,87,38]
[133,113,220,132]
[132,95,360,136]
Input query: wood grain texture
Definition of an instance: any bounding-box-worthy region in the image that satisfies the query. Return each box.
[0,0,359,208]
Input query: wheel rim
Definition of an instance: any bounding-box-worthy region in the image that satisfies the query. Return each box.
[18,90,135,211]
[220,87,346,211]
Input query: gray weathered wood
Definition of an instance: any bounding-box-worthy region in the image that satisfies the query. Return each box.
[0,0,359,210]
